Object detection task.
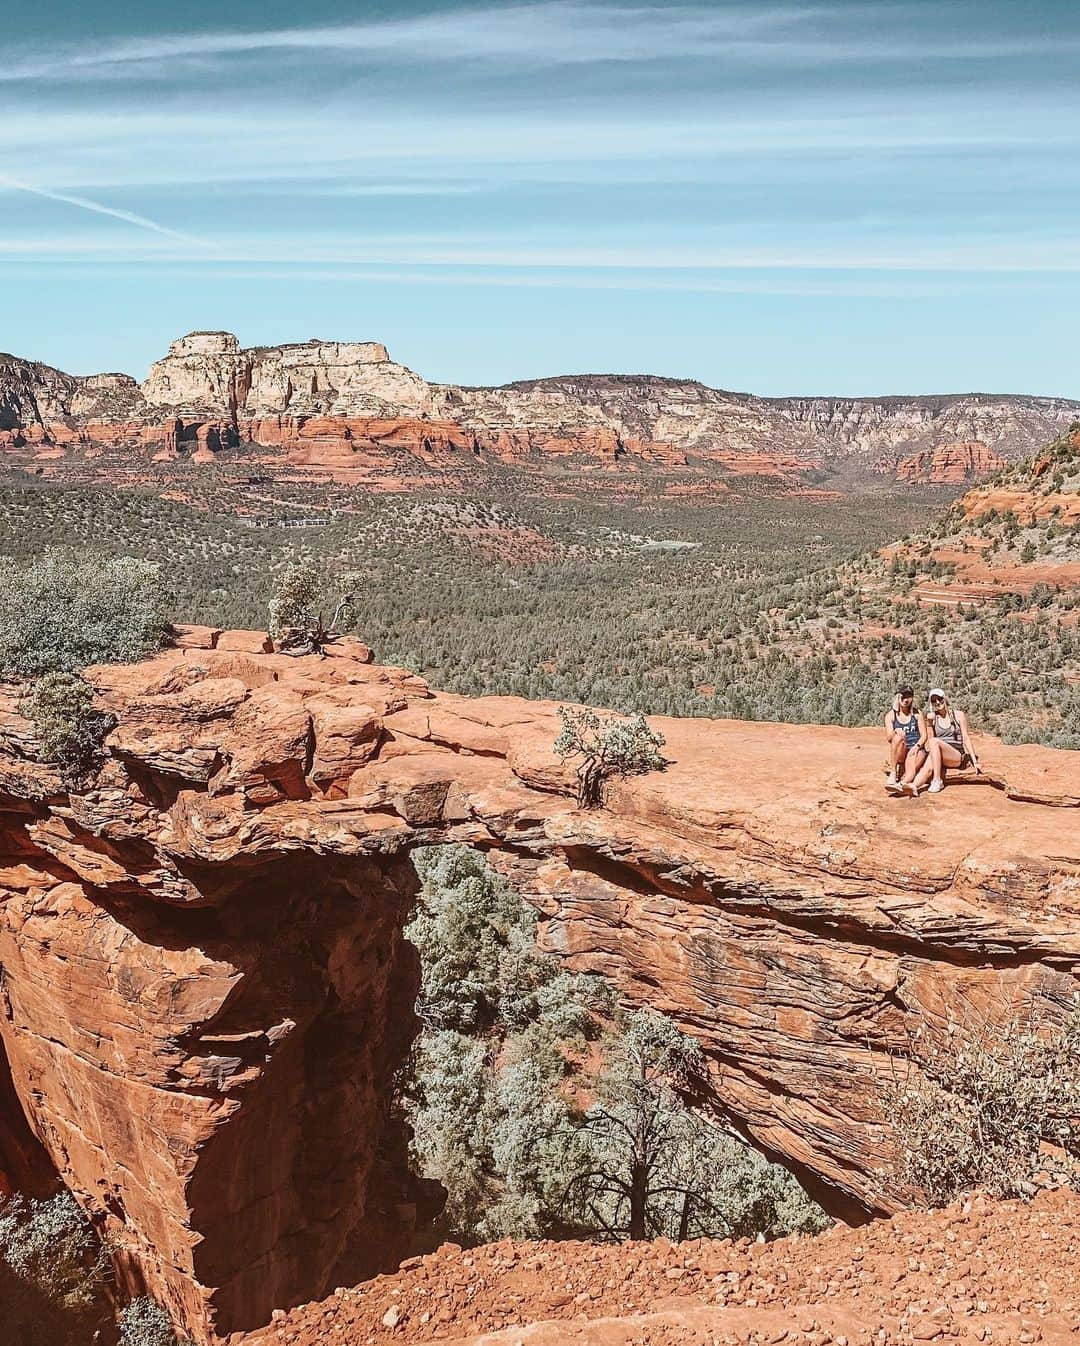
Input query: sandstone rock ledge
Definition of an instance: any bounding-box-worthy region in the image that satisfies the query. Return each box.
[0,635,1078,1343]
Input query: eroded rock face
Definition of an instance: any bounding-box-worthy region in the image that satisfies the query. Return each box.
[895,440,1006,484]
[1,639,1079,1342]
[2,334,1079,483]
[142,333,433,421]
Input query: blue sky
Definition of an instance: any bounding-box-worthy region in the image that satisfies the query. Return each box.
[3,0,1080,395]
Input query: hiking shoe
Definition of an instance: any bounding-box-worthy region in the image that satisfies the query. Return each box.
[928,779,944,794]
[885,772,898,788]
[885,779,904,794]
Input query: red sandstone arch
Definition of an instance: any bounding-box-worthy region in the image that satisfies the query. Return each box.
[2,632,1078,1343]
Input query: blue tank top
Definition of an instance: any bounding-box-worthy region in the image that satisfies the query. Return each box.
[891,710,920,747]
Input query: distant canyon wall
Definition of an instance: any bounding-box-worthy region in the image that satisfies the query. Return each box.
[2,332,1078,484]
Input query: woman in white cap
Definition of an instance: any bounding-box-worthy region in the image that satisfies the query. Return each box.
[908,688,980,795]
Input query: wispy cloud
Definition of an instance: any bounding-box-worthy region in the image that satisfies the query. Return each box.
[5,230,1080,274]
[0,175,204,243]
[1,2,1076,85]
[0,6,847,79]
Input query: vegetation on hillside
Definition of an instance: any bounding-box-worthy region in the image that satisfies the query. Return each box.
[0,550,171,679]
[1,434,1076,746]
[401,846,828,1245]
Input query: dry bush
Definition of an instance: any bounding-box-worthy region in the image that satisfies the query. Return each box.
[882,997,1080,1206]
[18,671,115,781]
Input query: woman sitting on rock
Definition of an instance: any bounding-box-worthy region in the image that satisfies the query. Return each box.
[884,685,926,794]
[908,688,981,796]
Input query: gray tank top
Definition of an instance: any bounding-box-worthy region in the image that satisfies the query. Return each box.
[931,712,963,751]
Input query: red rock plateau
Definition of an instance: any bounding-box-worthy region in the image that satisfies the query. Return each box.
[2,334,1078,492]
[247,1188,1080,1346]
[1,634,1079,1342]
[895,441,1006,485]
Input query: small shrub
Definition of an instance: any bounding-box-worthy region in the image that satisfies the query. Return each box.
[268,560,354,654]
[19,672,115,780]
[882,999,1080,1206]
[0,550,171,678]
[554,706,666,806]
[118,1296,191,1346]
[0,1188,110,1343]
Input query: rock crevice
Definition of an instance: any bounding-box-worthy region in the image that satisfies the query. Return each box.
[1,637,1079,1342]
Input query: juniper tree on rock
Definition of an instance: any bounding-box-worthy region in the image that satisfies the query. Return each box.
[553,706,666,807]
[268,559,354,655]
[564,1010,828,1243]
[18,671,115,782]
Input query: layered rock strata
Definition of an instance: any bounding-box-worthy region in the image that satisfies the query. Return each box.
[895,440,1006,484]
[2,333,1078,484]
[1,636,1079,1342]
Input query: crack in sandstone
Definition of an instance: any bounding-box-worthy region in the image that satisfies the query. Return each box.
[1,638,1078,1344]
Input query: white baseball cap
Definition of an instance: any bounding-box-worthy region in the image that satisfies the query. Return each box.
[929,688,946,701]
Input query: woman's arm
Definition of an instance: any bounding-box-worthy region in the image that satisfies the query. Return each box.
[915,711,929,749]
[883,709,895,738]
[956,710,980,771]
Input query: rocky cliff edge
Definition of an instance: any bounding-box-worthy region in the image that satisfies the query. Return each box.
[0,634,1078,1341]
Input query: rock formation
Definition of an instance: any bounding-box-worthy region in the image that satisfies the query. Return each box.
[1,636,1078,1342]
[1,334,1077,486]
[895,440,1006,484]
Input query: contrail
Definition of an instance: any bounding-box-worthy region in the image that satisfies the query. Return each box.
[0,174,202,243]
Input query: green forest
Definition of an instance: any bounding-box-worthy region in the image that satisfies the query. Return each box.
[2,456,1077,746]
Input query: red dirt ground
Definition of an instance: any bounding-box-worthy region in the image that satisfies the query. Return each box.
[245,1189,1080,1346]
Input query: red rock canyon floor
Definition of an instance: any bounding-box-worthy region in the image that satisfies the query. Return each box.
[245,1189,1080,1346]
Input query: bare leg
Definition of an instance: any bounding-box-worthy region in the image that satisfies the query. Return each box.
[901,746,925,783]
[914,740,940,790]
[936,742,963,782]
[916,739,962,790]
[888,732,907,779]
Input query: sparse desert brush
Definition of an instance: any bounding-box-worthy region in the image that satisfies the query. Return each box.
[118,1296,192,1346]
[0,549,172,677]
[0,1188,111,1343]
[881,997,1080,1206]
[19,671,115,781]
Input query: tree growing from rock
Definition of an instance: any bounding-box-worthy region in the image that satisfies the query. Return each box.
[18,672,115,782]
[268,560,354,655]
[403,846,603,1241]
[565,1009,828,1242]
[402,846,827,1245]
[553,707,666,807]
[0,550,171,679]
